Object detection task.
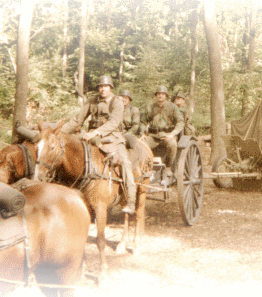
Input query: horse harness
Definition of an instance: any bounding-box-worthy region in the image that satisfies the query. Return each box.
[77,141,123,192]
[36,135,123,191]
[18,144,35,179]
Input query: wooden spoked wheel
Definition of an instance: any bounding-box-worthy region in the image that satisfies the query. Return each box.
[177,140,203,225]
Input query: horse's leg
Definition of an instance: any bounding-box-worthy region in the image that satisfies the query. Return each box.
[116,213,129,254]
[95,201,108,273]
[133,188,147,255]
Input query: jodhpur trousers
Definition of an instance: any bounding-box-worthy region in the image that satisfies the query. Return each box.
[117,143,137,204]
[145,135,177,169]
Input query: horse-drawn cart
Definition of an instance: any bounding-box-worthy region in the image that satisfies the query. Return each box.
[204,100,262,191]
[146,134,204,226]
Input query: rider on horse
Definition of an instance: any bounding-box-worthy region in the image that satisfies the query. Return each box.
[140,85,185,175]
[61,75,136,215]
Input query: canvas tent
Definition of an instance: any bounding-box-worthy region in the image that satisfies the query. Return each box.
[220,100,262,167]
[230,100,262,150]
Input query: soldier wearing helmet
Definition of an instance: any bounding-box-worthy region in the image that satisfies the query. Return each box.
[119,90,140,135]
[172,91,195,136]
[61,75,137,214]
[140,86,184,174]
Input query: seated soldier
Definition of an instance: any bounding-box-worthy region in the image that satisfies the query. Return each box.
[140,86,184,174]
[172,91,196,136]
[61,75,136,215]
[119,90,140,135]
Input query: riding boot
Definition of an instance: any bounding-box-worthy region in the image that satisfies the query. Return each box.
[122,199,136,215]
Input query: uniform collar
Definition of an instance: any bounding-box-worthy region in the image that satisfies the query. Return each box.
[99,93,114,103]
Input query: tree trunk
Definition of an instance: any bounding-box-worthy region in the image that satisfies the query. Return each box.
[62,0,69,78]
[203,0,226,163]
[12,0,34,144]
[247,3,257,72]
[77,0,92,104]
[119,40,126,85]
[189,9,198,114]
[241,3,257,115]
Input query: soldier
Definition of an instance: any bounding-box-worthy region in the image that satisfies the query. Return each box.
[119,90,140,135]
[61,75,136,214]
[172,91,196,136]
[140,86,184,174]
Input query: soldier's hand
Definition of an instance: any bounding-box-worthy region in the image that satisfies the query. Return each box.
[83,130,99,141]
[140,134,147,141]
[164,133,174,142]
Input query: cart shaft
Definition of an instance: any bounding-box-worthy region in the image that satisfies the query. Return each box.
[204,172,261,179]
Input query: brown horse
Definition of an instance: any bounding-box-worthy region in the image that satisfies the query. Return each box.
[0,140,37,184]
[34,124,153,274]
[0,180,90,297]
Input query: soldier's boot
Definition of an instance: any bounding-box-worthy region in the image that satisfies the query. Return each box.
[122,196,136,215]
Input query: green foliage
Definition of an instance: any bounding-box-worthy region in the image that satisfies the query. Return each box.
[1,0,262,137]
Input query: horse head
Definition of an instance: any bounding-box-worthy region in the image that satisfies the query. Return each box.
[35,122,65,182]
[0,140,39,184]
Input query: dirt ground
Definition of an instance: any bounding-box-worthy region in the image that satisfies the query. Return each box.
[9,146,262,297]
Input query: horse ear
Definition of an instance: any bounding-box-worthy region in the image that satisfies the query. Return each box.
[38,120,45,132]
[54,119,64,135]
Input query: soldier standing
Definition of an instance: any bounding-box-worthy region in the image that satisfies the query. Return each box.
[140,86,184,174]
[61,75,136,214]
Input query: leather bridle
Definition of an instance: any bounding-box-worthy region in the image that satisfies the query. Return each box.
[36,136,65,181]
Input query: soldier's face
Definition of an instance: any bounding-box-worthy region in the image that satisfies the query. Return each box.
[98,84,112,98]
[156,92,167,104]
[122,96,130,106]
[175,97,185,107]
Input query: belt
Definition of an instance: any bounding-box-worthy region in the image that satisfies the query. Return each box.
[148,127,174,134]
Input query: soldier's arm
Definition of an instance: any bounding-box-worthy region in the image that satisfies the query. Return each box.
[61,101,90,134]
[129,107,140,135]
[170,104,185,137]
[139,105,149,136]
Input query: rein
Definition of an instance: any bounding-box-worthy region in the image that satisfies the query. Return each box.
[18,144,35,178]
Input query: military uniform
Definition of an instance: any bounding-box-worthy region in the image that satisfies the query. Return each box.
[123,104,140,135]
[172,91,196,136]
[62,78,136,214]
[140,100,184,168]
[178,106,196,136]
[62,94,125,144]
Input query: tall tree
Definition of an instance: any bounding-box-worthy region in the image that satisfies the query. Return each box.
[203,0,226,162]
[189,8,198,113]
[12,0,34,143]
[241,2,257,116]
[77,0,92,103]
[62,0,69,78]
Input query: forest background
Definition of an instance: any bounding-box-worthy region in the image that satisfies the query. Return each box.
[0,0,262,144]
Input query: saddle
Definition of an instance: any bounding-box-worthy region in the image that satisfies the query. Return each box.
[98,134,138,165]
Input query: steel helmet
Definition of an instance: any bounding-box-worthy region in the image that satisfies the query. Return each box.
[175,90,187,100]
[119,90,132,101]
[155,85,168,97]
[97,75,114,88]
